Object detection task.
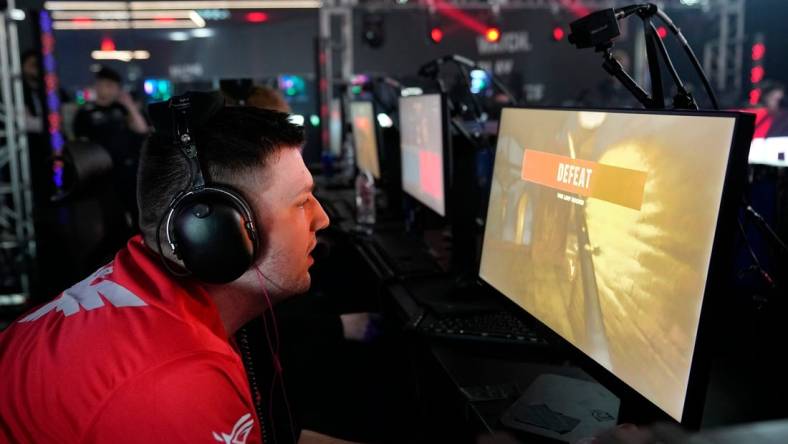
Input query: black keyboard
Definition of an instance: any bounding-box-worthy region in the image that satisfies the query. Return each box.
[419,311,549,346]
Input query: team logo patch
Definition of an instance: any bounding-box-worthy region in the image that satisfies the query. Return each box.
[19,264,146,323]
[213,413,254,444]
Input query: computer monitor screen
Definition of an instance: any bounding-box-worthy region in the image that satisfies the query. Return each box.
[480,108,742,422]
[350,101,381,179]
[399,94,446,216]
[329,98,343,157]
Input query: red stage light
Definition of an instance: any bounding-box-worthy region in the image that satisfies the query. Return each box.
[100,37,115,51]
[245,12,268,23]
[751,66,765,84]
[750,88,762,106]
[752,42,766,61]
[430,27,443,43]
[656,26,668,39]
[552,27,565,41]
[485,27,501,43]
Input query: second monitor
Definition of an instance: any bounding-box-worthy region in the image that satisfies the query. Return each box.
[398,94,447,217]
[350,100,381,179]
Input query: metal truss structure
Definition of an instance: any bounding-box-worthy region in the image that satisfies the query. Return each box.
[703,0,746,101]
[0,0,36,309]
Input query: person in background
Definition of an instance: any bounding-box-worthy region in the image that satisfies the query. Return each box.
[752,81,787,137]
[247,85,291,113]
[73,66,149,229]
[21,50,44,135]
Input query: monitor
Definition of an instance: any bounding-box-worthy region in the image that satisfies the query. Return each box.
[350,101,381,179]
[479,107,753,424]
[398,94,447,216]
[329,98,343,157]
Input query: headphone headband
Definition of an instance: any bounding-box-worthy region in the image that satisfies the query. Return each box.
[170,95,206,189]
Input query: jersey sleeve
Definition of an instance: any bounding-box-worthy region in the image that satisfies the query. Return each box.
[81,352,263,444]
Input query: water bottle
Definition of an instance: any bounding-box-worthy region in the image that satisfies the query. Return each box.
[355,170,376,226]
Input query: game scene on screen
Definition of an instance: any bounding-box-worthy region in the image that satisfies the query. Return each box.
[480,108,737,420]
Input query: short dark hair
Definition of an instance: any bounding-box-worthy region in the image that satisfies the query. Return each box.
[95,66,122,84]
[137,105,305,246]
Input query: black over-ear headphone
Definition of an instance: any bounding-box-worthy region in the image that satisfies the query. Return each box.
[159,93,260,284]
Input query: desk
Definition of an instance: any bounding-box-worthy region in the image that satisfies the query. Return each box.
[312,185,788,443]
[314,188,617,443]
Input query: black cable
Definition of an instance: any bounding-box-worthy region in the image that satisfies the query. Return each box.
[647,21,692,97]
[745,205,788,254]
[655,8,720,110]
[738,216,766,270]
[737,216,776,290]
[649,21,685,91]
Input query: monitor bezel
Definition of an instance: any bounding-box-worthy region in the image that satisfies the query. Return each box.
[349,99,382,180]
[478,105,755,428]
[397,93,451,219]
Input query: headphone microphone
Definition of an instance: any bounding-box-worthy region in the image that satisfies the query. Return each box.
[152,92,262,284]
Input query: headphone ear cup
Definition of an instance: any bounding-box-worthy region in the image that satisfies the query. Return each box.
[172,189,257,284]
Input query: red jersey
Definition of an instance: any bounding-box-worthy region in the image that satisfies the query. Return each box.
[0,235,262,444]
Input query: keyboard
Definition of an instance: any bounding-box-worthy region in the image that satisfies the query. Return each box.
[419,311,549,346]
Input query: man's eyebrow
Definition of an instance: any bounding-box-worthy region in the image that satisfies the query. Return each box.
[293,181,315,197]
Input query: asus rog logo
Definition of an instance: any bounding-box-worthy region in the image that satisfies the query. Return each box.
[212,413,254,444]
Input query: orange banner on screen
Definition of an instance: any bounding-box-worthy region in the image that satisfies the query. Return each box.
[521,149,647,210]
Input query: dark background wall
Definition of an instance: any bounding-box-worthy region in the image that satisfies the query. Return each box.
[8,2,785,118]
[352,7,613,105]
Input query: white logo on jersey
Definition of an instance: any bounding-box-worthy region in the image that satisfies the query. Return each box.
[19,264,146,323]
[212,413,254,444]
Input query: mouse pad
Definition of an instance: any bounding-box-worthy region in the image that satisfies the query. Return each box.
[500,373,619,442]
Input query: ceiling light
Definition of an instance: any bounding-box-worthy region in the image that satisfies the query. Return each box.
[9,9,26,21]
[188,10,206,27]
[45,2,128,10]
[45,1,322,11]
[191,28,214,37]
[169,31,189,40]
[288,114,305,126]
[91,50,151,62]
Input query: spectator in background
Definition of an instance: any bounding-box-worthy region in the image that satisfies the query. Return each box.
[21,50,44,135]
[247,85,291,113]
[761,80,785,113]
[73,66,149,229]
[752,80,787,138]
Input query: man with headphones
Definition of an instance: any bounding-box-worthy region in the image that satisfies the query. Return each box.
[0,92,350,443]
